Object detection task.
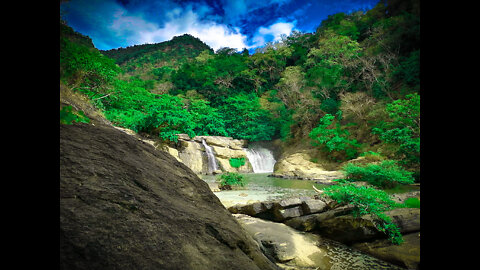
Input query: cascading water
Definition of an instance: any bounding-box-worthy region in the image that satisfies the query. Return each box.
[202,139,219,174]
[244,143,276,173]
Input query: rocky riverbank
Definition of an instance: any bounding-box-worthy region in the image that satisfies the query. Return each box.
[226,191,421,269]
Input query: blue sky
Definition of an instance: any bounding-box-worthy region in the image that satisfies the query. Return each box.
[60,0,379,52]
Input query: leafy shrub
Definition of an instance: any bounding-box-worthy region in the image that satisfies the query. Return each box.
[343,160,414,188]
[229,157,246,168]
[402,197,420,208]
[217,172,246,189]
[323,182,403,244]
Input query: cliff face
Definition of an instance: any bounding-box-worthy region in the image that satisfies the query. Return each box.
[60,123,277,270]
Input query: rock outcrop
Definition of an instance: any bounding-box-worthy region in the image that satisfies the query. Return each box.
[271,152,343,183]
[227,193,421,269]
[165,134,253,174]
[60,123,278,270]
[228,196,328,222]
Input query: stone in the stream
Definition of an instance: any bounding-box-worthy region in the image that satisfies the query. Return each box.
[277,206,303,220]
[241,202,266,216]
[301,199,327,214]
[278,197,302,208]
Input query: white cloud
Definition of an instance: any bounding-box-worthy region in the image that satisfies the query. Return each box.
[108,4,249,51]
[250,21,296,48]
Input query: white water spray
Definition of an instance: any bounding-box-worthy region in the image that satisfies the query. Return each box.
[202,139,219,174]
[244,144,276,173]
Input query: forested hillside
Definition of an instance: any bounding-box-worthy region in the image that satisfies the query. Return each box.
[60,0,420,180]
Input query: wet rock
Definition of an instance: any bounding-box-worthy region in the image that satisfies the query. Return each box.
[352,232,421,269]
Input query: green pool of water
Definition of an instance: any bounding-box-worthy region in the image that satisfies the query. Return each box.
[201,173,419,208]
[201,173,328,207]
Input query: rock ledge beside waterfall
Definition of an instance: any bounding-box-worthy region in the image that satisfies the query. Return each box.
[272,151,344,183]
[166,134,254,174]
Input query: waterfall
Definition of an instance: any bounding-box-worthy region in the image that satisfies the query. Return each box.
[244,143,276,173]
[201,139,219,174]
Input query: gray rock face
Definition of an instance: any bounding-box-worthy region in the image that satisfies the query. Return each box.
[60,123,278,270]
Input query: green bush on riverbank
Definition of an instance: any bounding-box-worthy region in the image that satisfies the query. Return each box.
[342,160,414,188]
[324,182,404,245]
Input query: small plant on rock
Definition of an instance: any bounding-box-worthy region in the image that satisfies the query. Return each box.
[229,157,246,168]
[217,172,246,190]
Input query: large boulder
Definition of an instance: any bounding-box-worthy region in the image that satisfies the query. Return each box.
[271,152,343,183]
[60,123,278,270]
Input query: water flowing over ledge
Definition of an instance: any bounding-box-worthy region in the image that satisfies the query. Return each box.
[244,143,276,173]
[201,139,219,174]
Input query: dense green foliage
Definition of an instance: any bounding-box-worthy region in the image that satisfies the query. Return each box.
[373,93,420,169]
[217,172,246,189]
[342,160,415,188]
[309,114,360,161]
[323,182,404,244]
[229,157,246,168]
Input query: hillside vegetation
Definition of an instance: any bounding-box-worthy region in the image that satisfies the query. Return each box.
[60,0,420,180]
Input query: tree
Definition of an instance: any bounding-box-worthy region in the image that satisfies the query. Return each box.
[275,66,321,137]
[373,93,420,169]
[309,114,360,161]
[220,94,276,141]
[305,30,361,101]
